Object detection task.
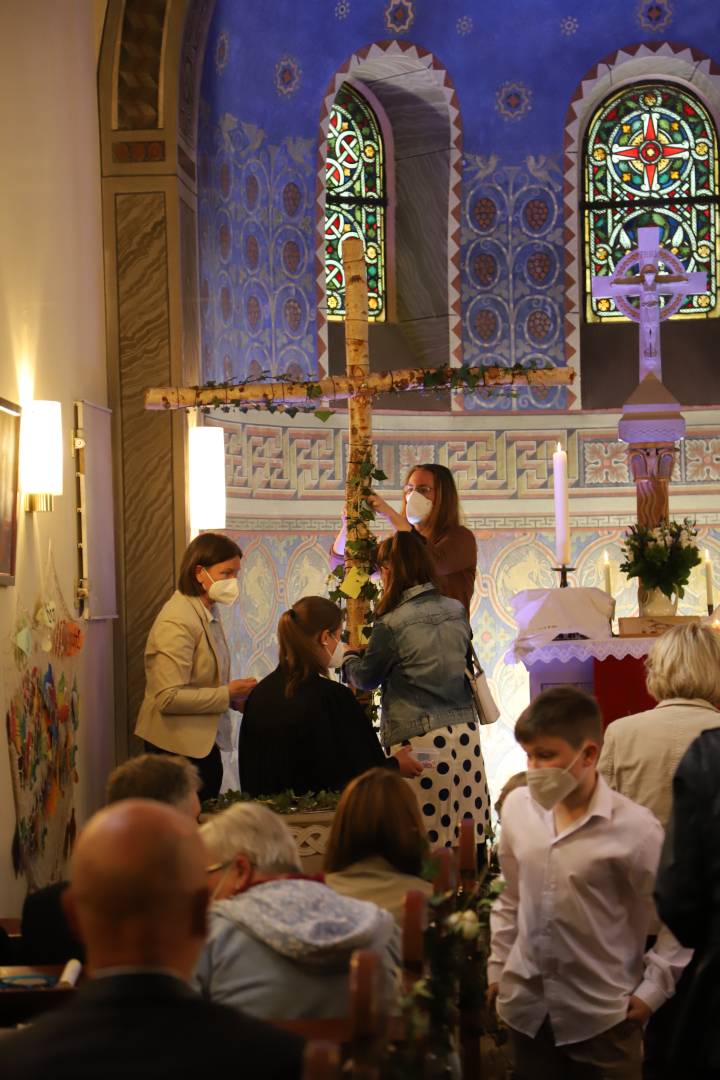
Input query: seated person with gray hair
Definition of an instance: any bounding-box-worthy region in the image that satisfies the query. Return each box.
[599,622,720,829]
[196,801,399,1020]
[21,753,203,964]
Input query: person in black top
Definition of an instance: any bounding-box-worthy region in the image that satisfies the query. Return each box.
[654,727,720,1078]
[239,596,421,796]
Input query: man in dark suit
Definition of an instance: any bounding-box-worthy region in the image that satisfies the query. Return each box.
[21,753,204,964]
[0,799,303,1079]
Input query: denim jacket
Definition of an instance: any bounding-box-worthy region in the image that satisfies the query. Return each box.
[343,584,474,748]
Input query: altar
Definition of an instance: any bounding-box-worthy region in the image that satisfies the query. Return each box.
[509,637,656,728]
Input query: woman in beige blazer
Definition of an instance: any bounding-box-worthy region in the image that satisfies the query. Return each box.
[135,532,256,800]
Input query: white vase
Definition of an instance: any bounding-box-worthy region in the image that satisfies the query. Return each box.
[638,585,678,617]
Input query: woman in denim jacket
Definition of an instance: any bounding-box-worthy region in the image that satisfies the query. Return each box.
[343,532,491,848]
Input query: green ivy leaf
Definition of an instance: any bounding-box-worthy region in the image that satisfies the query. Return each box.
[314,409,334,422]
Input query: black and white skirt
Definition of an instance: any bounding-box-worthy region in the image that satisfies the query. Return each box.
[391,719,491,849]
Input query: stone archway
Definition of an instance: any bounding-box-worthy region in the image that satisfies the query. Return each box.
[98,0,216,756]
[317,41,464,392]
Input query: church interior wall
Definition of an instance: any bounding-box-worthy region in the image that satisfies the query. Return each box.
[0,0,114,916]
[211,404,720,799]
[194,1,720,799]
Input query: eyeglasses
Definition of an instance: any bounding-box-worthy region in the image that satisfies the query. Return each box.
[403,484,434,496]
[206,860,231,874]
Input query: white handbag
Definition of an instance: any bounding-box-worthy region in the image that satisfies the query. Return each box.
[465,644,500,725]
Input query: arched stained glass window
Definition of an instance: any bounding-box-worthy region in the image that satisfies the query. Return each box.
[584,82,719,321]
[325,83,386,320]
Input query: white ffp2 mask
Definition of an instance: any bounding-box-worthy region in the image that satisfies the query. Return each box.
[203,569,240,606]
[526,748,584,811]
[406,490,433,525]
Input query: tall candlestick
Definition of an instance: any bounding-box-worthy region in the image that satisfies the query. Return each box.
[553,442,571,566]
[432,848,454,895]
[704,549,714,612]
[459,816,476,876]
[402,890,426,975]
[603,550,612,595]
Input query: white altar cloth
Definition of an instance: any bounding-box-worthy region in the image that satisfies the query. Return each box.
[507,587,615,662]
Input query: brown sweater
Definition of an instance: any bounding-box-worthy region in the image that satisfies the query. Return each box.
[424,524,477,615]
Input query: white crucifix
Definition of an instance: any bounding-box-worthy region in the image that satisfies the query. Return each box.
[592,226,707,383]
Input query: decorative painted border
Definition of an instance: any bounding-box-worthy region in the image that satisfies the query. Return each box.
[562,42,720,408]
[315,40,463,377]
[218,415,720,501]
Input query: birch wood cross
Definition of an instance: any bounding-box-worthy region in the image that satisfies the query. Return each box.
[146,238,574,645]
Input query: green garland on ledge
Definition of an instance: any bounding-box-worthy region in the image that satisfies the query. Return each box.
[202,788,340,817]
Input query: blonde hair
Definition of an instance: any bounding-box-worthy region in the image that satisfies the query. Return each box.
[199,802,302,875]
[645,623,720,704]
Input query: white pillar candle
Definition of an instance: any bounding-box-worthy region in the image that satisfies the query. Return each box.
[603,550,612,595]
[704,549,714,608]
[553,442,571,566]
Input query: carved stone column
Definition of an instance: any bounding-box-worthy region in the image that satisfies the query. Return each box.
[626,443,677,528]
[618,374,684,530]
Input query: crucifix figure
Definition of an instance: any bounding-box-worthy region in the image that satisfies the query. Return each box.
[592,226,707,383]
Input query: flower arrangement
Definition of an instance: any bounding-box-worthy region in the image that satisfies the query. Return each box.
[619,519,701,599]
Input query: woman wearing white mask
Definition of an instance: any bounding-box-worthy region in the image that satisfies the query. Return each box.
[239,596,421,796]
[135,532,257,800]
[331,464,476,615]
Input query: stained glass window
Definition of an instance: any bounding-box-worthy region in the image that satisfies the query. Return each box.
[584,82,719,320]
[325,83,386,320]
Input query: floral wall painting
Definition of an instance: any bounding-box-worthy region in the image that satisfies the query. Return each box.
[5,546,84,889]
[6,664,79,888]
[0,398,20,586]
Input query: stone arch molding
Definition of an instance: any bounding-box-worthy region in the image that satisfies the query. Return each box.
[562,42,720,407]
[98,0,217,757]
[316,41,463,378]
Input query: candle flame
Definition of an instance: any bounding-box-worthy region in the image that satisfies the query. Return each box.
[603,549,609,564]
[705,549,711,562]
[556,441,562,453]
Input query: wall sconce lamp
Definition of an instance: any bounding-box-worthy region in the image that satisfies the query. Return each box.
[20,400,63,512]
[188,425,226,536]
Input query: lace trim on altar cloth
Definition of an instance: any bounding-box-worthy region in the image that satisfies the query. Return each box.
[505,637,654,667]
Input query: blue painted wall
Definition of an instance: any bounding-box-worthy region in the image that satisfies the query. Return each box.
[198,0,719,404]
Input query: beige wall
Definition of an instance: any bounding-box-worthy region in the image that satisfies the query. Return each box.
[0,0,113,915]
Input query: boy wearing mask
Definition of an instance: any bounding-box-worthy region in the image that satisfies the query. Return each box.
[488,686,689,1079]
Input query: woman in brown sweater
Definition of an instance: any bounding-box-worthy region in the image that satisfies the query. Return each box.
[332,463,476,615]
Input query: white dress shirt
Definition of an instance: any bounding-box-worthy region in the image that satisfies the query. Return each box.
[488,776,690,1045]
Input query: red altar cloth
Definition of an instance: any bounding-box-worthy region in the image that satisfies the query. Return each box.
[593,655,656,727]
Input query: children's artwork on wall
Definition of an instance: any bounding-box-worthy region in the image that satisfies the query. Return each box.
[6,664,79,887]
[0,398,20,586]
[5,543,84,888]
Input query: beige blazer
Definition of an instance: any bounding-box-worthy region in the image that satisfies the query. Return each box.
[598,697,720,829]
[134,591,231,759]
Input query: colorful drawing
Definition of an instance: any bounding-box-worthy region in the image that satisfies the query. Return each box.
[6,664,80,888]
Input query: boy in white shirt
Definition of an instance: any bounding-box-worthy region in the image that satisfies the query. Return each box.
[488,686,690,1079]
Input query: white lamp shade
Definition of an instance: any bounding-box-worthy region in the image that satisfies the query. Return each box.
[19,400,63,495]
[189,426,226,534]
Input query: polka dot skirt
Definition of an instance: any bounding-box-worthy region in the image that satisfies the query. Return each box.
[391,720,491,849]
